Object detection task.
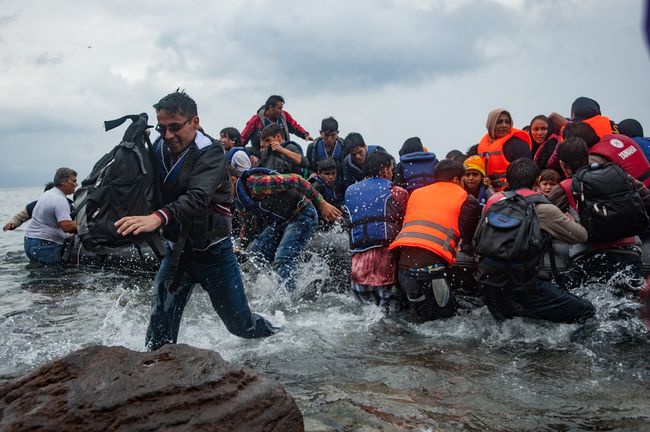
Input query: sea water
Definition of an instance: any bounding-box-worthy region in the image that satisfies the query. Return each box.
[0,187,649,431]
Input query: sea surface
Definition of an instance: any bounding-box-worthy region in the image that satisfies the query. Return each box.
[1,186,649,431]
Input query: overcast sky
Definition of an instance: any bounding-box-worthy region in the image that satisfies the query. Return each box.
[0,0,648,187]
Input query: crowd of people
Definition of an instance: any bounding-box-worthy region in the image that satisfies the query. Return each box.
[5,91,650,349]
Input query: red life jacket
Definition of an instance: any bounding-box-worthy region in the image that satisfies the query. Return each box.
[559,178,636,249]
[589,134,650,187]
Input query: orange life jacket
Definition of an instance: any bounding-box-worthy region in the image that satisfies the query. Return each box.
[583,115,614,138]
[389,182,467,264]
[477,128,531,191]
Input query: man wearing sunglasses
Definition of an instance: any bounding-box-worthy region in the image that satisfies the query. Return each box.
[115,91,275,350]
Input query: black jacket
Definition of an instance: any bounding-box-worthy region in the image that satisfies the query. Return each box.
[157,133,231,249]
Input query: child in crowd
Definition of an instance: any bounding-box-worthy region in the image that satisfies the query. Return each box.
[462,155,493,209]
[309,158,342,209]
[535,169,560,196]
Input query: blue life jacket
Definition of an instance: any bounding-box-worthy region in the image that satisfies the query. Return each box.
[309,176,337,205]
[235,167,305,222]
[314,138,343,162]
[344,177,403,252]
[633,137,650,163]
[227,147,248,164]
[344,145,380,183]
[399,151,437,192]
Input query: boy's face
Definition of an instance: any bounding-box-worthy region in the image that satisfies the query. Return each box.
[261,133,283,151]
[318,169,337,187]
[321,130,339,147]
[220,133,234,150]
[463,170,483,191]
[538,180,557,196]
[349,145,367,166]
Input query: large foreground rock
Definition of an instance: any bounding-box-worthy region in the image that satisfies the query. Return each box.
[0,344,303,431]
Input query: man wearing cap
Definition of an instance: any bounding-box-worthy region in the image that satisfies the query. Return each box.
[462,155,493,210]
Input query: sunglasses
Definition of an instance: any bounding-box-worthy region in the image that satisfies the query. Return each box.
[155,119,190,134]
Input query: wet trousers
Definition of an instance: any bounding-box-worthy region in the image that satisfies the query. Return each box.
[481,278,595,323]
[24,237,63,265]
[249,205,318,291]
[397,267,457,322]
[145,238,274,351]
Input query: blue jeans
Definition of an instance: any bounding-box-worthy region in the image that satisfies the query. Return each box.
[145,238,274,351]
[249,205,318,291]
[24,237,63,265]
[481,278,595,323]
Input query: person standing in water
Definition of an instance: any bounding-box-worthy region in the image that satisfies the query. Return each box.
[115,91,276,350]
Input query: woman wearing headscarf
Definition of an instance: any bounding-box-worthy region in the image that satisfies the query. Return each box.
[477,108,532,191]
[529,114,560,171]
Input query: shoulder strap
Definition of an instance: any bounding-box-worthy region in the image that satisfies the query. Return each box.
[523,194,551,205]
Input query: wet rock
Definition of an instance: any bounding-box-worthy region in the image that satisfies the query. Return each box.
[0,344,303,432]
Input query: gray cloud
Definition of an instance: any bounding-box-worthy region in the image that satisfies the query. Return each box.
[147,1,524,91]
[0,0,648,187]
[34,51,63,66]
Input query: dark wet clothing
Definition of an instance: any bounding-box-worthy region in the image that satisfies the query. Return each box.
[482,278,595,323]
[145,239,275,350]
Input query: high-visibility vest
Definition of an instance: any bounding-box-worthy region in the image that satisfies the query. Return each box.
[478,128,531,191]
[389,182,467,264]
[583,115,614,138]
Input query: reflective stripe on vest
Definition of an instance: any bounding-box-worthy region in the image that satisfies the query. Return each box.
[477,128,531,191]
[394,220,458,255]
[389,182,467,264]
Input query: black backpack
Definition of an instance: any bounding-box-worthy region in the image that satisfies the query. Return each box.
[74,114,161,249]
[473,190,549,266]
[571,162,649,243]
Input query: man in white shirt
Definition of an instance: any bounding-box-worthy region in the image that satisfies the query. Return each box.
[24,168,77,265]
